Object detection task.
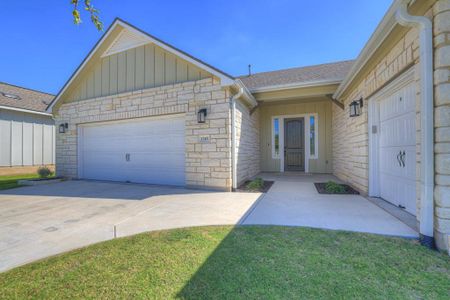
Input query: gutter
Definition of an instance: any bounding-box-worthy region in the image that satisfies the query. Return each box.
[0,105,53,117]
[250,79,343,93]
[396,0,434,248]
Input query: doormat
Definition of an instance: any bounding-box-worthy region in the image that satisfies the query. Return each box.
[314,182,360,195]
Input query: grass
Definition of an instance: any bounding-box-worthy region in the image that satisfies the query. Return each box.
[0,174,40,190]
[246,177,264,191]
[325,180,346,193]
[0,226,449,299]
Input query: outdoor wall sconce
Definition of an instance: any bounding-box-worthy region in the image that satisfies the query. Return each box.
[59,123,68,133]
[349,98,363,117]
[197,108,207,123]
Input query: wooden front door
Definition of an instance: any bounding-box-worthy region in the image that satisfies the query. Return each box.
[284,118,305,171]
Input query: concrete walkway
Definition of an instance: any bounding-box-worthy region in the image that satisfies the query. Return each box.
[242,173,418,238]
[0,181,261,272]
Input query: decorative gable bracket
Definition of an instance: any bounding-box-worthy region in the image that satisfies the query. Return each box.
[101,29,150,57]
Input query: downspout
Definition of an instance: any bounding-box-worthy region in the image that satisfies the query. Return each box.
[230,86,243,190]
[396,1,434,248]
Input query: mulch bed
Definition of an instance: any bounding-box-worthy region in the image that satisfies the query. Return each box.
[236,180,274,193]
[314,182,360,195]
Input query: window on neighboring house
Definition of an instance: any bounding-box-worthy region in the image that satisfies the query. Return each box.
[310,115,317,158]
[272,118,280,159]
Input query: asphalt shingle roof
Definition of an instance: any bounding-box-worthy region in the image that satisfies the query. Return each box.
[0,82,54,112]
[239,60,355,91]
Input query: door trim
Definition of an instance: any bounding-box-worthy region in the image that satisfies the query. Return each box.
[368,67,415,197]
[272,113,318,173]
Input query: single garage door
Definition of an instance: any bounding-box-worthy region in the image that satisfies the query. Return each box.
[78,115,185,186]
[378,80,416,215]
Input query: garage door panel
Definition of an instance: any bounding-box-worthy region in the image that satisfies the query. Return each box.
[79,115,185,186]
[380,146,403,177]
[378,79,416,216]
[126,167,184,186]
[128,153,184,169]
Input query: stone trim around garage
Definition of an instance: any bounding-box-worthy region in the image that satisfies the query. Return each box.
[55,78,233,191]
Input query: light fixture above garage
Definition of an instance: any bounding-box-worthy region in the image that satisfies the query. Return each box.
[59,123,68,133]
[349,98,363,117]
[197,108,207,123]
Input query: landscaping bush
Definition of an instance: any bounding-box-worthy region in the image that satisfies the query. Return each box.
[246,178,264,191]
[325,181,346,194]
[37,166,52,178]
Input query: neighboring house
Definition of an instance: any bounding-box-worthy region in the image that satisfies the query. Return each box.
[0,82,55,175]
[48,0,450,252]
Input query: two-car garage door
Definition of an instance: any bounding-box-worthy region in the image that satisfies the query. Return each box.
[78,115,185,186]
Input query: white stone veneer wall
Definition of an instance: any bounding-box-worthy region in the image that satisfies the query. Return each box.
[433,0,450,252]
[235,100,260,186]
[55,78,233,191]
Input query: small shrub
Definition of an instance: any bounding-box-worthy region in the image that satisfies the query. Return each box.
[37,166,52,178]
[246,178,264,191]
[325,181,346,194]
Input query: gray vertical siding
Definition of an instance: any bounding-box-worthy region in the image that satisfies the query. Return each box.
[66,44,211,102]
[0,109,55,167]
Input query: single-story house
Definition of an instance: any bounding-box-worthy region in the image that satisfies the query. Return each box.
[48,0,450,251]
[0,82,55,175]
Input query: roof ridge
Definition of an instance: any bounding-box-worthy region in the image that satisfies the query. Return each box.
[238,59,355,78]
[0,81,55,96]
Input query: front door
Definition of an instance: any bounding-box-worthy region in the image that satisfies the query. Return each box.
[284,118,305,171]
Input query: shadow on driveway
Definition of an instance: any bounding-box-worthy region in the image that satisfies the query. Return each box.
[0,180,204,201]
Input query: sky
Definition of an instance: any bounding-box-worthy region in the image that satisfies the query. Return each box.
[0,0,393,95]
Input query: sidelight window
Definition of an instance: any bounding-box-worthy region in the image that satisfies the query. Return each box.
[310,115,317,158]
[272,118,280,159]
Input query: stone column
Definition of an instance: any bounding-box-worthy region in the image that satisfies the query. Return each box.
[433,0,450,252]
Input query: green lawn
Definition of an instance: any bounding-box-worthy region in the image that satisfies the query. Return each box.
[0,174,40,190]
[0,226,449,299]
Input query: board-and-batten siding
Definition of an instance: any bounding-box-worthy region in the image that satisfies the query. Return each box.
[259,98,333,173]
[66,44,211,102]
[0,109,55,167]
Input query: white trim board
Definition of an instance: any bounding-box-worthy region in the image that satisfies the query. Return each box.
[271,113,318,173]
[250,79,342,93]
[334,0,404,99]
[0,105,53,117]
[101,28,150,58]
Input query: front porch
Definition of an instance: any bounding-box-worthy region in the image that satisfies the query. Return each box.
[241,173,418,238]
[257,95,334,175]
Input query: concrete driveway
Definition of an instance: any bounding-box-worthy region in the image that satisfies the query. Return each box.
[1,174,418,272]
[0,180,261,272]
[242,173,419,238]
